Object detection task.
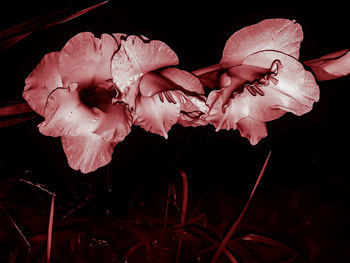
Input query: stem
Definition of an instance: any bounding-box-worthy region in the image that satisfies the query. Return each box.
[191,63,223,76]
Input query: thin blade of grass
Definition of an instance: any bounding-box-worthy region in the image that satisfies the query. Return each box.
[238,234,307,262]
[47,194,55,263]
[0,1,109,53]
[0,115,37,128]
[18,179,52,195]
[176,170,189,263]
[163,184,172,236]
[124,241,143,260]
[171,183,177,206]
[180,170,188,225]
[0,102,33,117]
[172,213,207,229]
[0,201,30,250]
[210,151,271,263]
[184,226,238,263]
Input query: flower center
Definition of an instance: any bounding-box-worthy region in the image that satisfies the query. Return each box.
[242,59,283,96]
[79,81,117,110]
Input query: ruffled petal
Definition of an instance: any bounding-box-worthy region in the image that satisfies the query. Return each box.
[159,68,204,95]
[138,68,208,129]
[111,35,179,108]
[134,93,181,139]
[207,51,319,143]
[61,133,115,174]
[59,32,118,88]
[221,19,303,66]
[236,117,267,145]
[23,52,63,116]
[206,87,250,131]
[242,50,319,119]
[38,84,99,137]
[159,68,208,127]
[140,67,205,97]
[93,102,132,142]
[304,49,350,81]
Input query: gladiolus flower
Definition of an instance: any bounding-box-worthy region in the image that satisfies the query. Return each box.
[111,35,208,139]
[23,32,132,173]
[195,19,320,145]
[304,49,350,81]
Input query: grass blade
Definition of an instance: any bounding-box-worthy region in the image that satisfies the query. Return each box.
[47,194,55,263]
[0,102,33,117]
[0,101,37,128]
[0,1,109,53]
[184,226,238,263]
[0,115,37,128]
[176,170,189,263]
[18,179,53,195]
[210,151,271,263]
[238,234,307,262]
[180,170,188,225]
[0,201,30,250]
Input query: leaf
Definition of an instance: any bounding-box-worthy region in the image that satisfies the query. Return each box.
[236,234,308,262]
[0,101,36,129]
[0,115,37,128]
[304,49,350,81]
[0,1,109,53]
[47,194,55,263]
[210,151,271,263]
[0,101,33,117]
[0,201,31,250]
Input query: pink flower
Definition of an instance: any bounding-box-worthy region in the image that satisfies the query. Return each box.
[23,32,132,173]
[196,19,320,145]
[23,32,208,173]
[111,35,208,139]
[304,49,350,81]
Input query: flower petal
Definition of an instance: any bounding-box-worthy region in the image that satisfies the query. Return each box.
[242,50,319,119]
[159,68,208,127]
[159,68,205,95]
[38,84,99,137]
[134,93,180,139]
[221,19,303,66]
[236,117,267,145]
[61,133,115,174]
[23,52,63,116]
[59,32,118,88]
[93,102,132,143]
[206,88,250,131]
[207,51,319,142]
[111,35,179,108]
[304,49,350,80]
[138,68,208,128]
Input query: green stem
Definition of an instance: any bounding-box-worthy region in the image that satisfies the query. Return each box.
[191,63,223,76]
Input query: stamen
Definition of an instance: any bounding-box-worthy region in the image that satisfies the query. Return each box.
[245,84,257,96]
[158,92,164,102]
[222,59,283,111]
[269,59,283,76]
[243,59,282,97]
[253,85,264,96]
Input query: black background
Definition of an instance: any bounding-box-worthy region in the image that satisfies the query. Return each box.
[1,0,349,262]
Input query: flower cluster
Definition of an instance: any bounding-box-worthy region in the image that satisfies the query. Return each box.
[23,19,322,173]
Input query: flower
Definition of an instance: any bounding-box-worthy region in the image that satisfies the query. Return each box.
[196,19,320,145]
[23,32,132,173]
[111,35,208,139]
[23,32,208,173]
[304,49,350,81]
